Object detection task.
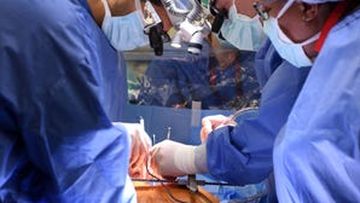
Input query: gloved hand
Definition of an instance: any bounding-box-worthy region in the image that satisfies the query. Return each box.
[200,114,236,143]
[150,140,198,177]
[116,122,152,178]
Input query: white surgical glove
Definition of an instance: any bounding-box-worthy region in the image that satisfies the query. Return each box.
[200,114,235,143]
[114,122,152,178]
[150,140,207,177]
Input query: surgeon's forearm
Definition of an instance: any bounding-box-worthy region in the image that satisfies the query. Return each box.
[173,143,209,175]
[194,143,208,173]
[87,0,137,26]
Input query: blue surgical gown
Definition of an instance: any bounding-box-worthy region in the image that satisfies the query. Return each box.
[0,0,134,202]
[274,8,360,202]
[206,39,311,185]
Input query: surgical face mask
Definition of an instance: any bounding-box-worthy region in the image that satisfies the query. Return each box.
[101,0,148,51]
[220,5,265,51]
[262,0,320,67]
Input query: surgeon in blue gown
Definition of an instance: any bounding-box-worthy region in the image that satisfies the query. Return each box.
[272,0,360,202]
[0,0,151,202]
[151,38,310,182]
[150,0,312,194]
[150,0,351,201]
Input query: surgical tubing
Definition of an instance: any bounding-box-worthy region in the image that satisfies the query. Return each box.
[161,0,189,17]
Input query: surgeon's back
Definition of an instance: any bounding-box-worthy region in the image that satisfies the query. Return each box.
[0,0,135,202]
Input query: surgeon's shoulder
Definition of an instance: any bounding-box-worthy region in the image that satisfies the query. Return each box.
[24,0,90,31]
[331,8,360,34]
[321,8,360,56]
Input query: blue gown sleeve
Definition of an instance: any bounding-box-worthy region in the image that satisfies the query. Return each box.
[0,0,134,202]
[206,40,311,185]
[274,9,360,202]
